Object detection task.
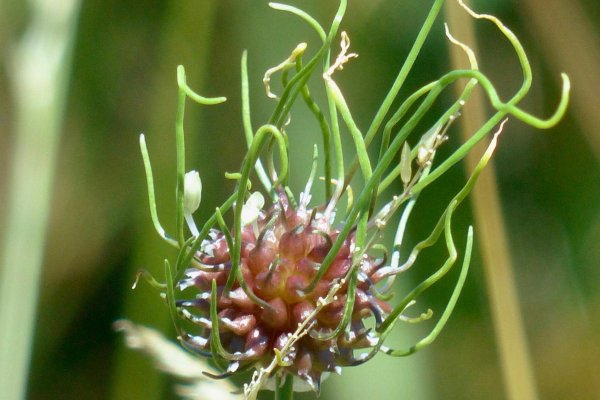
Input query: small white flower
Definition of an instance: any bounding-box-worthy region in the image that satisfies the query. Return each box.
[241,192,265,226]
[184,170,202,214]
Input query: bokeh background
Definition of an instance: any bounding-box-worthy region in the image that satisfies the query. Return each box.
[1,0,599,399]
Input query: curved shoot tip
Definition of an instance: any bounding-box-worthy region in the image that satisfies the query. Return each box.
[268,2,327,42]
[225,172,242,180]
[263,42,308,99]
[296,42,308,53]
[139,134,148,153]
[178,64,227,105]
[510,72,571,129]
[560,72,571,104]
[444,23,478,70]
[550,72,571,124]
[132,274,140,290]
[177,65,186,85]
[132,269,167,290]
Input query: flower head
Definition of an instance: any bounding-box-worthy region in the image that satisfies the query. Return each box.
[129,0,570,397]
[178,188,391,392]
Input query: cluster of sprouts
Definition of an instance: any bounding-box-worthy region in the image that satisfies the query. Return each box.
[125,0,569,399]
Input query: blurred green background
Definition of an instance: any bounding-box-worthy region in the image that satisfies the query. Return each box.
[1,0,599,399]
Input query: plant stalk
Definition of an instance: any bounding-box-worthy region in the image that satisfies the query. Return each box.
[0,0,81,398]
[274,374,294,400]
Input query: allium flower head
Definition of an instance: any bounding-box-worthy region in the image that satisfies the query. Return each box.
[126,0,569,398]
[177,186,393,392]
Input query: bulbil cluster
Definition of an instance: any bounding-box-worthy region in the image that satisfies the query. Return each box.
[177,189,390,391]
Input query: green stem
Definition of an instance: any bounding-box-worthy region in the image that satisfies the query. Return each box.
[296,57,333,200]
[174,65,227,246]
[241,51,273,194]
[274,374,294,400]
[340,0,445,187]
[229,125,288,295]
[175,67,188,246]
[366,0,445,141]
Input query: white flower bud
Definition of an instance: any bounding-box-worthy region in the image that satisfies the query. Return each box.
[184,170,202,214]
[241,192,265,226]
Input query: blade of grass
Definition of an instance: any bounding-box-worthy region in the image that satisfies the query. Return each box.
[0,0,82,398]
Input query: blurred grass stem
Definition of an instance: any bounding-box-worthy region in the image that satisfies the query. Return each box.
[0,0,81,398]
[445,1,539,399]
